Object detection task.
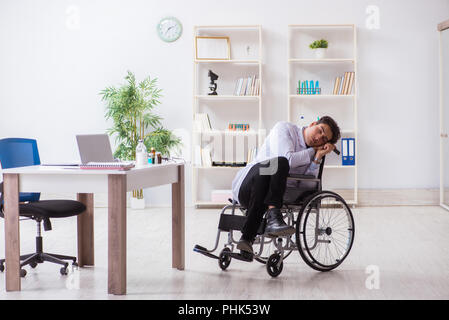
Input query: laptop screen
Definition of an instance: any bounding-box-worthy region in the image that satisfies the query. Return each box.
[76,134,115,164]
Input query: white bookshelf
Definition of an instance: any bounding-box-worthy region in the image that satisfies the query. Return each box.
[193,25,262,207]
[288,24,358,205]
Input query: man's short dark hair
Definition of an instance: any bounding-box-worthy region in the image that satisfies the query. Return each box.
[317,116,341,144]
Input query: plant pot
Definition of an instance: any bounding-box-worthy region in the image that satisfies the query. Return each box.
[314,48,326,59]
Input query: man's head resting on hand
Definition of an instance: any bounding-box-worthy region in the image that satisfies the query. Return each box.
[304,116,341,148]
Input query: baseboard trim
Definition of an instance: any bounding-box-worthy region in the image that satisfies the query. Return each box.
[335,188,439,206]
[40,188,440,208]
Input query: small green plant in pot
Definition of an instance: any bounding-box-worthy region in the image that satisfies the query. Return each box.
[309,39,328,59]
[100,71,181,204]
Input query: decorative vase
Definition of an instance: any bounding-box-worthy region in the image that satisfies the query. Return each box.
[314,48,326,59]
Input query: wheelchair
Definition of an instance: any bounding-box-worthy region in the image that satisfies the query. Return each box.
[194,157,355,277]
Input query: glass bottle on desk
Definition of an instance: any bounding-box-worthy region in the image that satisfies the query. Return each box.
[135,139,148,167]
[150,148,156,164]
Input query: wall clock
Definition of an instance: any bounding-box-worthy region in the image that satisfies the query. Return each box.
[157,17,183,42]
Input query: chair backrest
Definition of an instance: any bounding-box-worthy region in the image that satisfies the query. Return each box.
[0,138,41,202]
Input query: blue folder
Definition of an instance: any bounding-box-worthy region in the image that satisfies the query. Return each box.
[342,138,355,165]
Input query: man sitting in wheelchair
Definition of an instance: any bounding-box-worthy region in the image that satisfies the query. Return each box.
[232,116,341,255]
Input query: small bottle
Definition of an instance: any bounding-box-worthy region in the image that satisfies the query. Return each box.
[135,139,147,167]
[148,147,155,164]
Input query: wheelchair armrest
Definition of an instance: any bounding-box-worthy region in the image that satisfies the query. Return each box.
[287,174,320,182]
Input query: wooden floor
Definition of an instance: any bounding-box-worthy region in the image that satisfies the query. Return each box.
[0,205,448,300]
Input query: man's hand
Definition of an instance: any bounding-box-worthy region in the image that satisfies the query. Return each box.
[315,143,336,161]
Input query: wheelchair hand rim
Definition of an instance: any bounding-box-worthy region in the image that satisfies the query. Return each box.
[296,190,355,270]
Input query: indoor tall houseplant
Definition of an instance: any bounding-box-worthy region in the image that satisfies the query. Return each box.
[100,71,181,205]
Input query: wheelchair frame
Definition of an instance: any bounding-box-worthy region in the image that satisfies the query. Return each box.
[194,156,355,277]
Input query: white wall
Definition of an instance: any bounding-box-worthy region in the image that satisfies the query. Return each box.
[1,0,448,206]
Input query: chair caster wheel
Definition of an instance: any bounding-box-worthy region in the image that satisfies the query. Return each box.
[30,262,37,269]
[60,267,68,275]
[218,248,232,270]
[20,269,27,278]
[266,253,283,278]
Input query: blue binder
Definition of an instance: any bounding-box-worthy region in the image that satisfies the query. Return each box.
[342,138,355,165]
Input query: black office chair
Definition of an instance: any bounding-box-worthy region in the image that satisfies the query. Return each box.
[0,138,86,277]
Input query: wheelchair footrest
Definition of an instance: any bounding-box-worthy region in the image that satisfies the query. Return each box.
[224,251,254,263]
[193,245,219,260]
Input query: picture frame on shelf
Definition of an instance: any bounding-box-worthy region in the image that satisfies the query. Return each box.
[195,36,231,60]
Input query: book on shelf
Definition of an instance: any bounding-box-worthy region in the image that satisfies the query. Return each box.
[80,161,135,171]
[201,147,212,167]
[332,72,355,95]
[341,72,348,95]
[347,72,355,95]
[194,113,212,131]
[345,72,352,94]
[247,147,257,163]
[337,76,344,95]
[234,75,259,96]
[333,77,341,95]
[235,78,244,96]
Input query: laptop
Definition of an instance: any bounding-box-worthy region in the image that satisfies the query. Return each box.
[76,134,115,164]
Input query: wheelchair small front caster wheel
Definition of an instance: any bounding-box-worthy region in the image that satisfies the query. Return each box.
[20,269,27,278]
[30,262,37,269]
[218,248,232,270]
[72,261,78,268]
[266,253,283,277]
[60,267,68,275]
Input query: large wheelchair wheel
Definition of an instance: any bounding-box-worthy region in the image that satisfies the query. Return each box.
[295,191,355,272]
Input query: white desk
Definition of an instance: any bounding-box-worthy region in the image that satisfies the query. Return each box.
[2,162,185,295]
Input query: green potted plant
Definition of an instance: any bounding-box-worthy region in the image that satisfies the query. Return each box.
[309,39,328,59]
[100,71,181,208]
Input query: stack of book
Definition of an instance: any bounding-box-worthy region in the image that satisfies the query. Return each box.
[194,113,212,131]
[333,72,355,95]
[228,124,250,131]
[234,75,260,96]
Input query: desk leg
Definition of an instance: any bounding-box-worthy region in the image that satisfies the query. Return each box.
[77,193,94,267]
[3,174,20,291]
[171,164,185,270]
[108,175,127,295]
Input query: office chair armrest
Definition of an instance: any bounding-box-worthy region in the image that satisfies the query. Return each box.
[287,174,320,182]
